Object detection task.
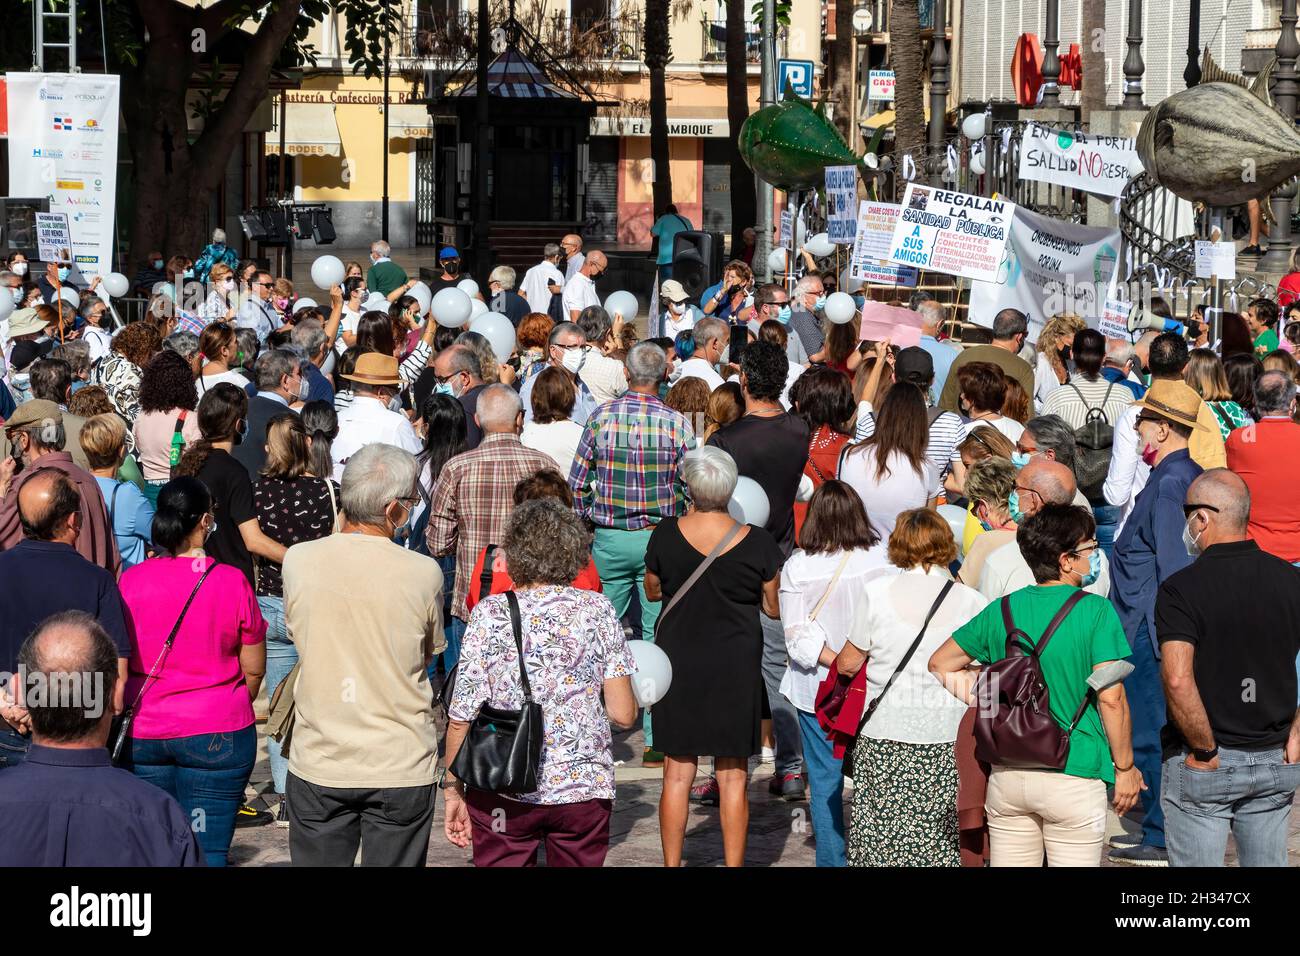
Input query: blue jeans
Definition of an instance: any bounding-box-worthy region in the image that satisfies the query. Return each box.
[432,554,464,675]
[797,709,845,866]
[127,725,257,867]
[760,613,803,777]
[1124,620,1167,848]
[1093,504,1121,562]
[0,725,31,770]
[258,594,297,795]
[1162,747,1300,866]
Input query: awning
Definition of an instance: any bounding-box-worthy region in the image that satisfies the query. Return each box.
[267,102,341,157]
[860,104,931,130]
[387,103,434,142]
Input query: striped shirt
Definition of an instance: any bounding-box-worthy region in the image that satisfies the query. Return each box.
[569,391,692,531]
[1040,374,1134,431]
[854,399,963,494]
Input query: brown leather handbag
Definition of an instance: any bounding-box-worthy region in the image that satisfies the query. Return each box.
[972,591,1086,770]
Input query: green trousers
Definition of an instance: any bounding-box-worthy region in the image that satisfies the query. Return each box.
[592,526,662,747]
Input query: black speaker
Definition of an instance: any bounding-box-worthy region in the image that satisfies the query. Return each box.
[309,209,336,244]
[672,230,724,303]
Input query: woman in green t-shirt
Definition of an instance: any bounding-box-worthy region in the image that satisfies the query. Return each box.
[928,504,1144,867]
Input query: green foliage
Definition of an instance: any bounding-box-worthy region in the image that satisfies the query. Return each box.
[749,0,792,29]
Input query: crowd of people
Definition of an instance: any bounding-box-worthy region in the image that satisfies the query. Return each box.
[2,231,1300,872]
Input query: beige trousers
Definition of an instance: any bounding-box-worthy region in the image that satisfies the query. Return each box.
[985,767,1107,867]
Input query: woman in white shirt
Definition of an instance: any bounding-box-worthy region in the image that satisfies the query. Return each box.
[1033,313,1085,408]
[334,276,367,356]
[1040,328,1133,430]
[955,360,1025,445]
[837,383,937,538]
[834,508,987,866]
[520,366,585,475]
[779,480,897,867]
[196,323,254,396]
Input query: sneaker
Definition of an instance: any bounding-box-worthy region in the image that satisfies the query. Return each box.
[1241,244,1264,256]
[759,746,776,764]
[642,747,665,769]
[690,776,720,805]
[234,803,274,829]
[275,797,290,829]
[768,772,806,801]
[1108,831,1141,849]
[1108,843,1169,866]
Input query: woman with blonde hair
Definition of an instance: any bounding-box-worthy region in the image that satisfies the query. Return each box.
[201,263,239,323]
[701,380,743,443]
[252,412,340,821]
[82,412,155,571]
[1184,348,1250,439]
[1034,313,1087,407]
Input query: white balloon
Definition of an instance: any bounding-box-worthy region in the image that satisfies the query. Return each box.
[310,255,345,291]
[839,267,864,294]
[937,504,967,546]
[824,291,858,325]
[469,312,516,363]
[727,475,770,527]
[101,272,129,298]
[768,247,790,272]
[970,153,986,177]
[409,281,432,315]
[58,286,80,309]
[604,290,638,323]
[0,293,12,324]
[432,287,472,328]
[961,112,987,140]
[292,297,318,314]
[804,232,835,257]
[469,297,490,319]
[362,293,390,313]
[795,217,808,247]
[456,278,480,298]
[629,641,673,707]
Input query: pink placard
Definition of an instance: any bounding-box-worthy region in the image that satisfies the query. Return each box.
[858,301,923,348]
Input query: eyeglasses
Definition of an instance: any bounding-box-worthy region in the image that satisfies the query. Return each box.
[1182,503,1221,517]
[1069,540,1100,557]
[433,371,462,384]
[1134,413,1164,427]
[1013,484,1044,507]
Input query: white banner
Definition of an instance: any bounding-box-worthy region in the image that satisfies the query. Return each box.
[1017,122,1139,199]
[967,205,1121,338]
[825,166,858,244]
[849,201,918,286]
[888,183,1014,284]
[5,72,120,279]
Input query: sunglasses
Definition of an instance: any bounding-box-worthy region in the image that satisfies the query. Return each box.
[1182,503,1221,517]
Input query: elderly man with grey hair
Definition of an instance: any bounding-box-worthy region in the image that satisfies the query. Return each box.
[786,273,827,364]
[427,383,554,670]
[1156,468,1300,867]
[518,321,598,427]
[232,347,306,480]
[676,316,728,390]
[282,442,444,866]
[570,340,692,766]
[488,264,530,326]
[916,299,959,396]
[367,238,409,297]
[520,242,566,316]
[1016,415,1091,508]
[1226,369,1300,562]
[290,317,335,404]
[1101,340,1145,400]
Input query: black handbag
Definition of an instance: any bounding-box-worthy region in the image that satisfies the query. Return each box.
[448,591,544,795]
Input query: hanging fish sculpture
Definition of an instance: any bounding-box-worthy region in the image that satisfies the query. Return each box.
[739,85,868,191]
[1137,55,1300,206]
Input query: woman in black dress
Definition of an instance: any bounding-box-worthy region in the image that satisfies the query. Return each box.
[646,446,782,867]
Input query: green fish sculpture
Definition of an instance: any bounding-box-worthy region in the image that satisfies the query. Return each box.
[738,85,868,191]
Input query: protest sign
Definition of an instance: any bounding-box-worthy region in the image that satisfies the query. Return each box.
[888,183,1013,284]
[1018,122,1139,199]
[35,212,72,264]
[858,300,923,348]
[779,209,793,245]
[848,201,918,286]
[1098,298,1132,340]
[967,205,1120,338]
[825,166,858,244]
[1194,241,1236,280]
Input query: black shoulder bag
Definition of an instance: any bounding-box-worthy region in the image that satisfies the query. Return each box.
[448,591,544,795]
[110,564,215,765]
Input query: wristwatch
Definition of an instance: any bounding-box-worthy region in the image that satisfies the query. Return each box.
[1190,745,1219,762]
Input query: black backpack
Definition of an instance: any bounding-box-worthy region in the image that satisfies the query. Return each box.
[1069,382,1115,502]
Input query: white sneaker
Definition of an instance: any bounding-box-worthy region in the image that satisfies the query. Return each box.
[760,747,776,764]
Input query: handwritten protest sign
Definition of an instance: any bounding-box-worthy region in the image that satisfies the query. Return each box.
[1018,122,1139,199]
[849,201,918,286]
[888,184,1013,284]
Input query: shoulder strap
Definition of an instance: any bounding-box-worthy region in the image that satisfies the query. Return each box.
[119,563,215,719]
[856,578,955,732]
[505,591,534,703]
[808,552,852,623]
[107,481,124,528]
[654,521,744,638]
[1031,590,1088,660]
[480,544,499,602]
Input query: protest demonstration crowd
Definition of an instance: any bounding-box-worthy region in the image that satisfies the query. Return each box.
[1,222,1300,874]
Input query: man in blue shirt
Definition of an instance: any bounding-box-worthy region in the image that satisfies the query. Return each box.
[651,204,693,279]
[0,611,202,866]
[916,299,960,399]
[290,319,335,405]
[1108,379,1208,866]
[0,470,131,768]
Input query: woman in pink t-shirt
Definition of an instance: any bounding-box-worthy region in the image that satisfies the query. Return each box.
[119,476,267,867]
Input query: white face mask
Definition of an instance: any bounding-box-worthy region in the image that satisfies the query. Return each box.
[11,263,27,277]
[1182,513,1205,557]
[298,375,311,401]
[561,346,586,375]
[222,279,235,292]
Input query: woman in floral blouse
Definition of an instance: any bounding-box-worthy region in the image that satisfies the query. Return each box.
[443,498,638,867]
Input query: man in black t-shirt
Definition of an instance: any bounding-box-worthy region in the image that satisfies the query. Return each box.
[1156,468,1300,867]
[708,340,809,800]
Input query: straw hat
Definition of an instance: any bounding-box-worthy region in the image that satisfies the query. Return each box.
[342,352,401,386]
[1133,379,1212,432]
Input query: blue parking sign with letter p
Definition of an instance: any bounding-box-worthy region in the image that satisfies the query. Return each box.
[777,59,814,98]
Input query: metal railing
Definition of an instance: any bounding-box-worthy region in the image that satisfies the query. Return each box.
[404,9,641,62]
[700,17,762,62]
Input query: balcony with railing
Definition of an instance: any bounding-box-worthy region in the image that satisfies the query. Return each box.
[699,17,763,62]
[403,9,641,64]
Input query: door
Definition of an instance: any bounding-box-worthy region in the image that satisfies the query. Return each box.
[416,138,436,245]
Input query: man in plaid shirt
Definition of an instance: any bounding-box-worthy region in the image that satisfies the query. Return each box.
[568,341,691,765]
[426,384,554,670]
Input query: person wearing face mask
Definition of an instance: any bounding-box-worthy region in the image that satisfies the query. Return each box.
[200,262,241,324]
[659,279,696,339]
[514,322,599,428]
[36,256,85,311]
[367,239,410,297]
[956,456,1019,589]
[421,344,488,449]
[1155,469,1300,867]
[0,270,24,340]
[330,353,422,483]
[270,278,296,327]
[486,265,530,327]
[4,255,29,280]
[229,349,308,481]
[938,309,1037,417]
[235,270,282,345]
[701,261,754,323]
[428,246,464,293]
[676,317,728,390]
[334,275,369,356]
[562,250,606,322]
[173,383,288,591]
[560,234,586,282]
[194,228,240,284]
[132,251,168,298]
[281,442,444,866]
[787,274,827,365]
[1105,378,1208,867]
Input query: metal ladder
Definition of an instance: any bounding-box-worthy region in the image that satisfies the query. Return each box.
[33,0,78,73]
